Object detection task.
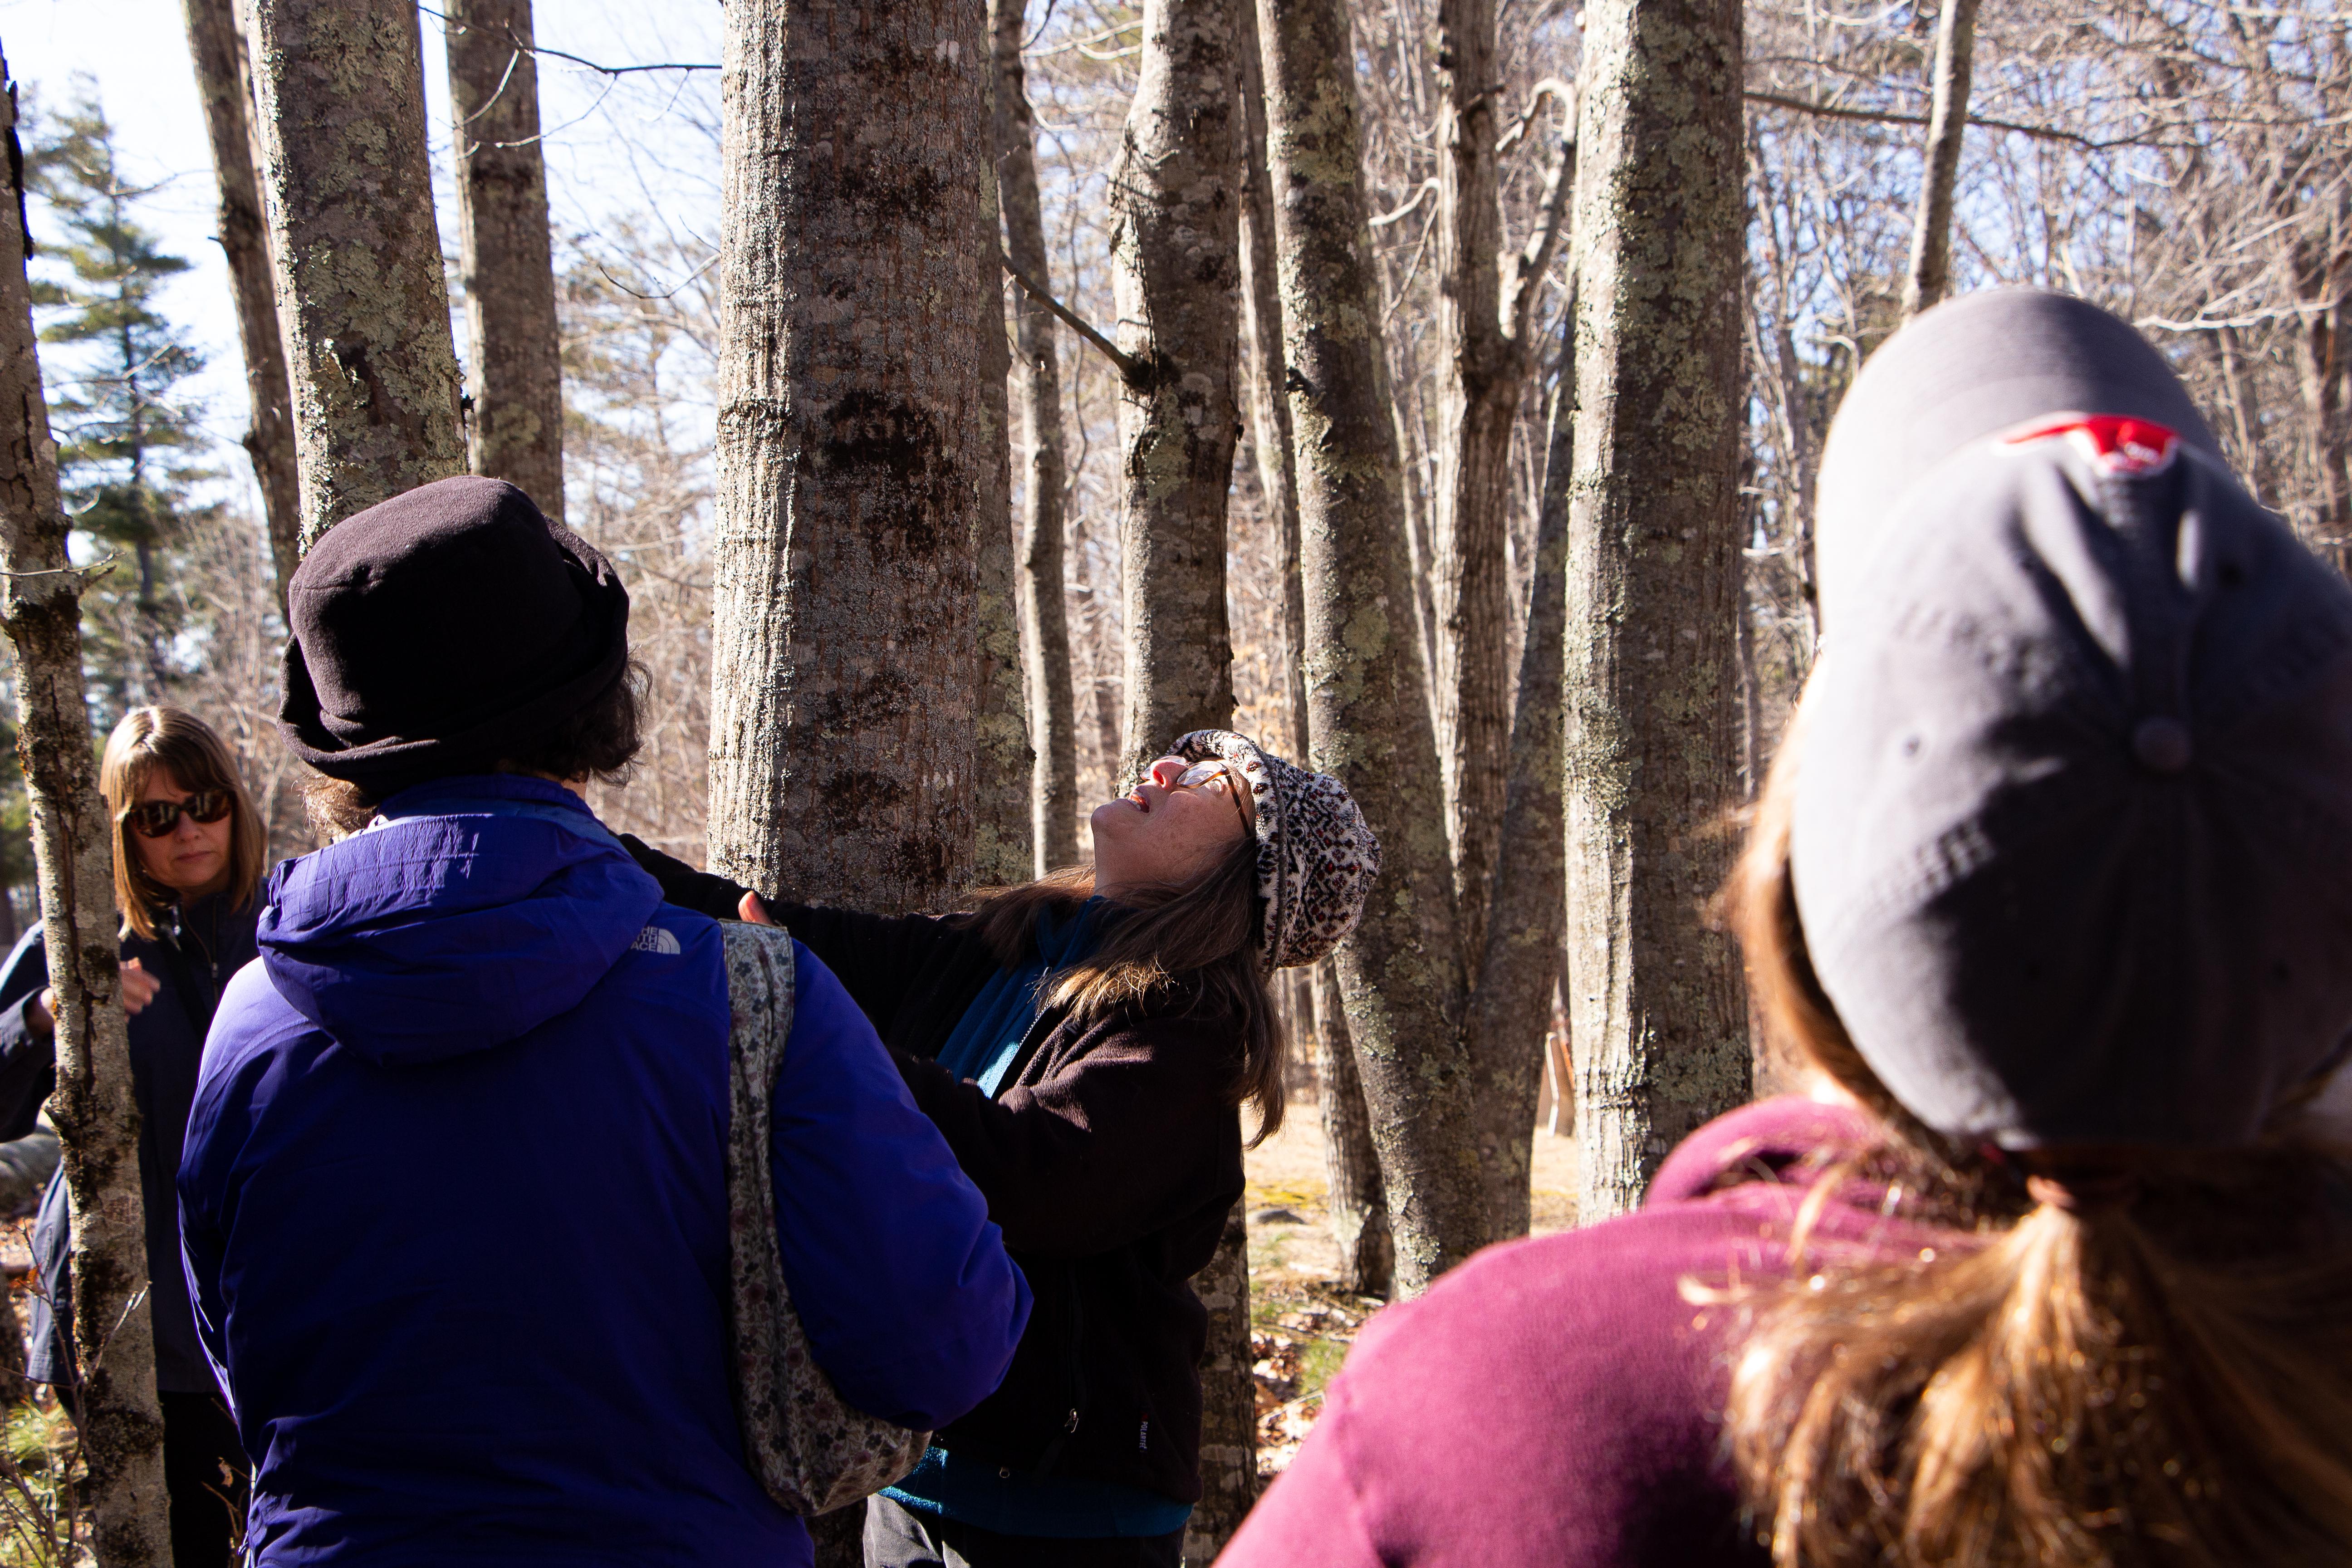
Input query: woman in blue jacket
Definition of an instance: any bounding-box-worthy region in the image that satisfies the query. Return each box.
[0,704,264,1568]
[177,476,1029,1567]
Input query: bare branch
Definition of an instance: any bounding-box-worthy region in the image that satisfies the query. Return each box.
[998,249,1147,384]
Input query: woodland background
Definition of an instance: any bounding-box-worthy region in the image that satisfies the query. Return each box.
[0,0,2343,1562]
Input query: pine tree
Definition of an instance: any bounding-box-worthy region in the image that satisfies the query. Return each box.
[28,88,214,714]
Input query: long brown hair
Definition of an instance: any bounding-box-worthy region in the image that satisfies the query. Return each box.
[961,837,1287,1143]
[101,706,267,939]
[1718,696,2352,1568]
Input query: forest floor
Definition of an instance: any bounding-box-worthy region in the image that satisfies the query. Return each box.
[1243,1101,1577,1480]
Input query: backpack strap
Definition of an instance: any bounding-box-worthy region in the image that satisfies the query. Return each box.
[720,921,930,1514]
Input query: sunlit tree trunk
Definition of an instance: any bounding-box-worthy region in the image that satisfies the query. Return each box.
[445,0,568,519]
[974,61,1034,891]
[1237,0,1392,1292]
[1259,0,1490,1294]
[1467,323,1571,1239]
[0,60,172,1565]
[1109,0,1243,782]
[1900,0,1979,318]
[182,0,301,601]
[706,0,985,911]
[1565,0,1752,1222]
[245,0,467,546]
[990,0,1078,874]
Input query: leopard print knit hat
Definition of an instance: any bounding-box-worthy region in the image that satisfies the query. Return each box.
[1171,730,1380,971]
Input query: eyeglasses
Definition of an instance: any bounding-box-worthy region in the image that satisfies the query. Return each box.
[1173,760,1253,832]
[124,789,232,840]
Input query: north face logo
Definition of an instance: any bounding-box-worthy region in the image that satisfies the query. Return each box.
[631,925,682,956]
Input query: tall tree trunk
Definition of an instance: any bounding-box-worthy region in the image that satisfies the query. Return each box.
[1182,1194,1257,1561]
[182,0,302,602]
[445,0,568,519]
[972,49,1034,890]
[1900,0,1980,318]
[706,0,985,911]
[0,61,172,1565]
[992,0,1080,874]
[1312,966,1392,1293]
[1565,0,1752,1223]
[1431,0,1510,970]
[1109,0,1255,1539]
[1237,0,1389,1286]
[1108,0,1243,781]
[1259,0,1490,1294]
[246,0,468,546]
[1466,324,1570,1240]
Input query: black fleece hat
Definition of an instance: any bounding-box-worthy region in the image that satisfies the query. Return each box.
[1789,290,2352,1150]
[278,476,630,791]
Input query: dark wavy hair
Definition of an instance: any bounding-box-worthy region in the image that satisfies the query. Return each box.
[302,663,646,839]
[959,836,1287,1143]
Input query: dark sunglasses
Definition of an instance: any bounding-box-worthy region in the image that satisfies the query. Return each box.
[124,789,232,839]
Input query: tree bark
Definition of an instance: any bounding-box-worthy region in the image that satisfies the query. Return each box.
[182,0,302,602]
[990,0,1079,875]
[245,0,468,546]
[1107,0,1255,1526]
[1466,328,1570,1240]
[972,48,1034,890]
[0,60,172,1564]
[1431,0,1510,970]
[1238,0,1390,1284]
[706,0,985,916]
[1259,0,1490,1293]
[1565,0,1752,1224]
[1109,0,1243,781]
[1181,1195,1257,1562]
[1900,0,1980,318]
[1312,964,1392,1294]
[445,0,568,520]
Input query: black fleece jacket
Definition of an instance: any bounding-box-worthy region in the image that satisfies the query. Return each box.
[621,838,1245,1505]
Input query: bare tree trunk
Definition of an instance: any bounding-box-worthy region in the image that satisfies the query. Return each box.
[1900,0,1980,318]
[1259,0,1490,1293]
[1434,42,1575,977]
[246,0,467,546]
[1431,0,1509,969]
[1237,0,1390,1285]
[182,0,301,601]
[992,0,1081,874]
[1182,1195,1257,1562]
[445,0,567,519]
[0,63,172,1565]
[1466,324,1571,1240]
[1565,0,1753,1223]
[1312,965,1392,1294]
[1109,0,1243,781]
[706,0,985,916]
[1107,0,1254,1532]
[973,51,1034,890]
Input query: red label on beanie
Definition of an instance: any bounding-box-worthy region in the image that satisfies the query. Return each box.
[2001,413,2180,475]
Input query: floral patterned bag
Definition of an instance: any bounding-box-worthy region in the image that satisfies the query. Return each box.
[721,921,931,1514]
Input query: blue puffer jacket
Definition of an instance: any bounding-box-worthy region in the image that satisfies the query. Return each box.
[178,775,1030,1565]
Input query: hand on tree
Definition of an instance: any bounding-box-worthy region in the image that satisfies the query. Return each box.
[28,959,157,1036]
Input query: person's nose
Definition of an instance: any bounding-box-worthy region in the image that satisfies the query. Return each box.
[173,810,204,842]
[1147,756,1188,789]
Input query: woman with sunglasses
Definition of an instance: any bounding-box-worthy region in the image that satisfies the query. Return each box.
[627,731,1378,1568]
[0,705,263,1567]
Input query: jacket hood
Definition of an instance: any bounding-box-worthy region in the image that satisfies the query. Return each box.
[257,776,663,1066]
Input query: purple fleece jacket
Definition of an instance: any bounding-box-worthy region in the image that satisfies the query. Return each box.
[1220,1096,1936,1568]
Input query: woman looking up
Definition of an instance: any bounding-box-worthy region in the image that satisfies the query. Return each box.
[0,706,265,1568]
[1220,290,2352,1568]
[628,731,1379,1568]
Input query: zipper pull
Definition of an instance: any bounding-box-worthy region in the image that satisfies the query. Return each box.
[1063,1408,1079,1434]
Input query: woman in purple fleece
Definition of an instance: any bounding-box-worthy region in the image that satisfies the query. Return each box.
[1224,291,2352,1568]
